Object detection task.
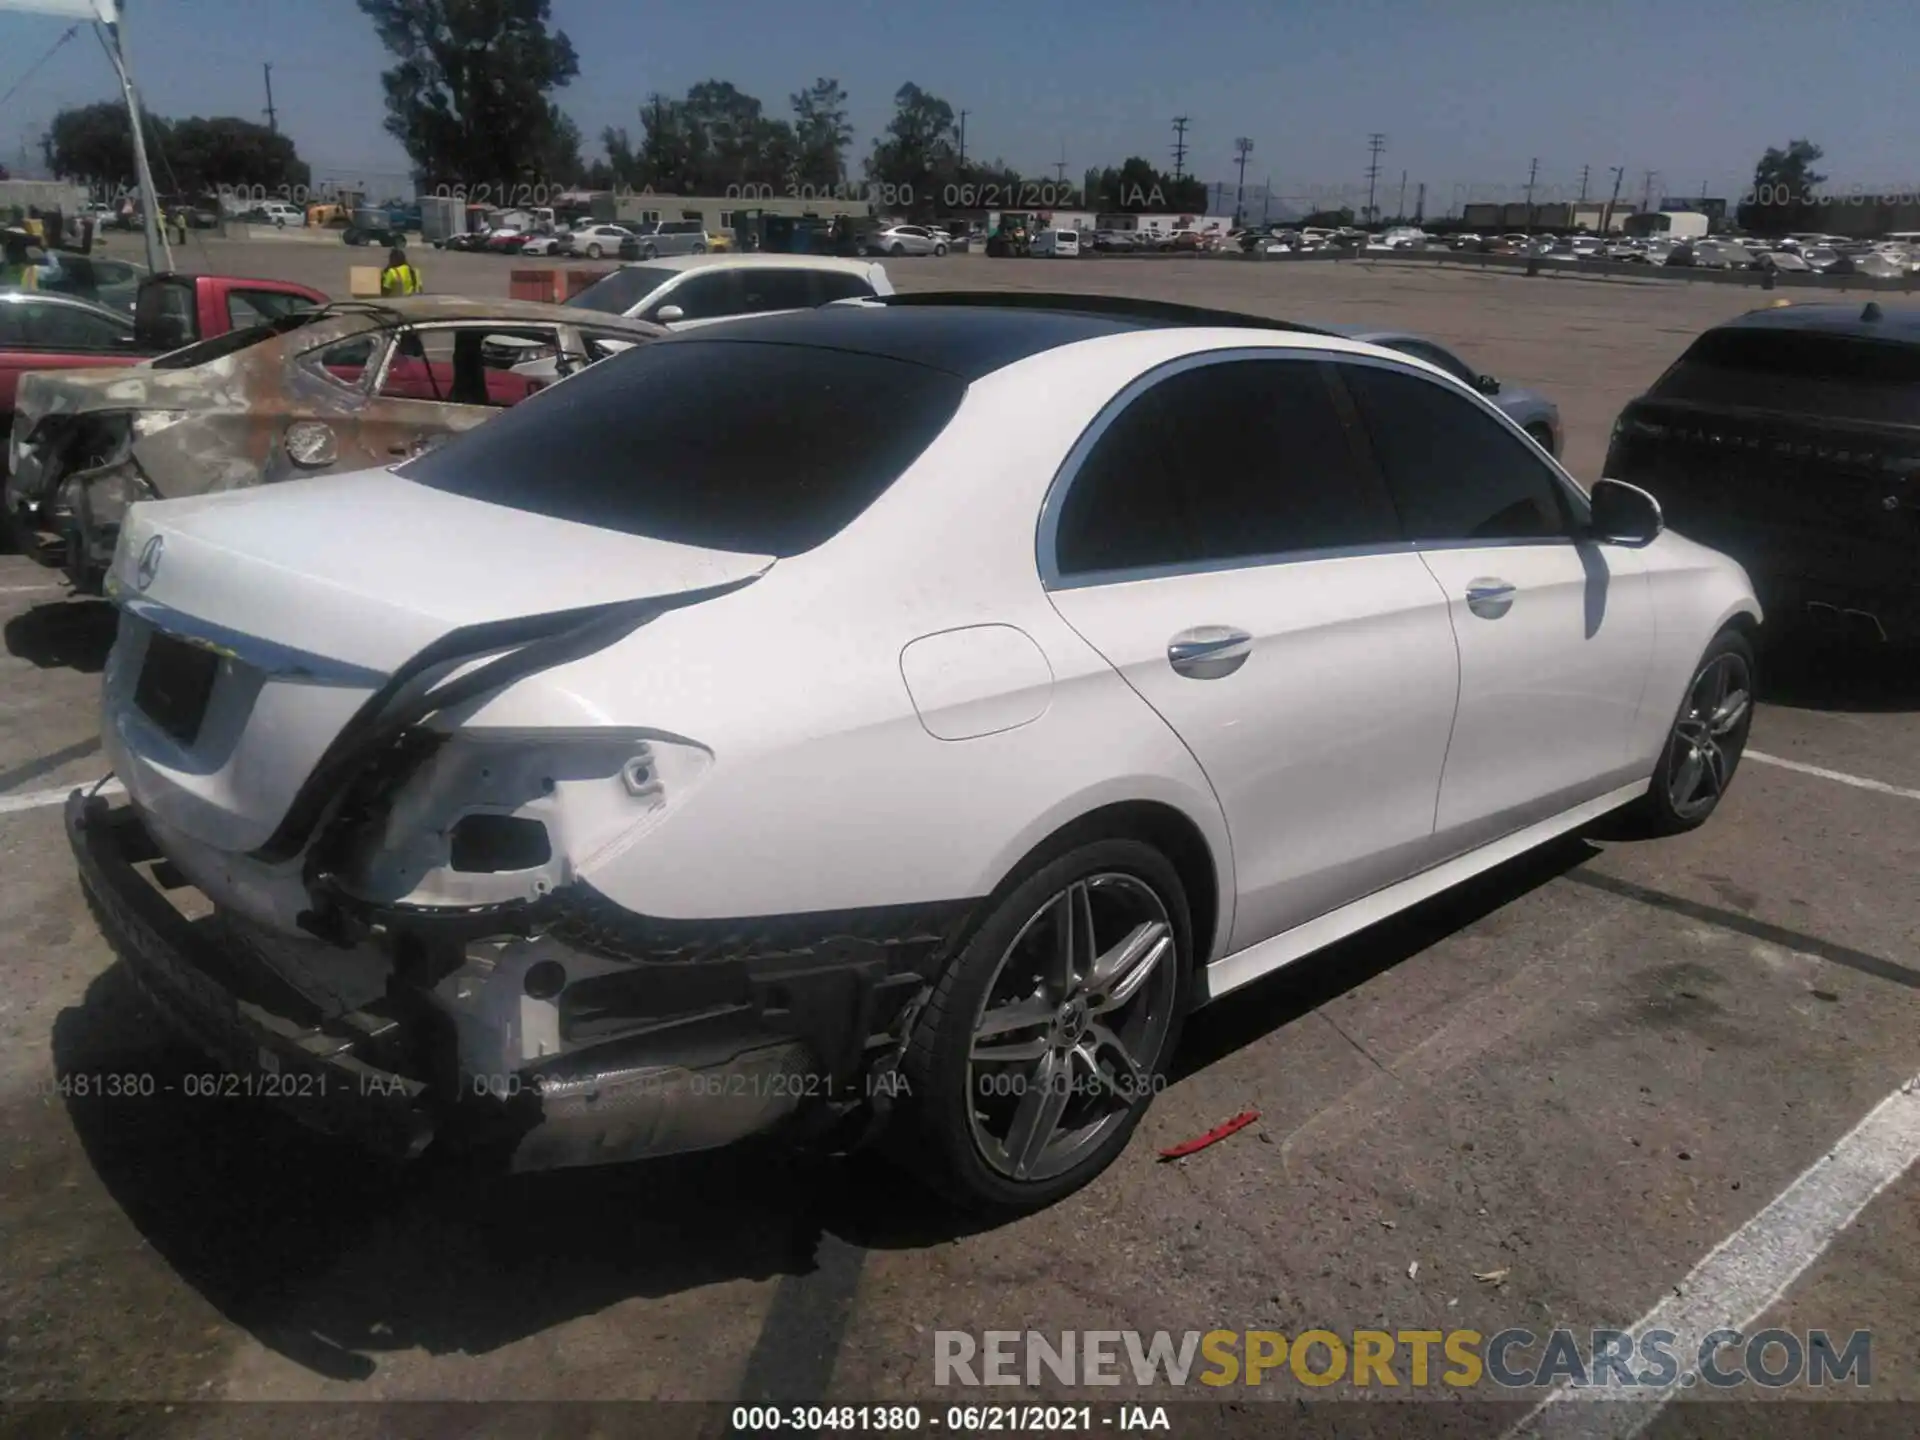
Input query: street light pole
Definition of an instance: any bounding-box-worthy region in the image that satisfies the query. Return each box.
[1233,137,1253,225]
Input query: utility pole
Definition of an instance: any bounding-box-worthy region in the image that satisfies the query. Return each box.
[1524,156,1539,232]
[1171,117,1190,182]
[956,111,967,171]
[1053,142,1067,184]
[1396,169,1407,223]
[1578,163,1590,202]
[263,62,278,135]
[1233,137,1253,225]
[1262,174,1272,225]
[1602,164,1624,234]
[1414,181,1426,225]
[1363,132,1386,227]
[99,11,167,273]
[1640,170,1657,213]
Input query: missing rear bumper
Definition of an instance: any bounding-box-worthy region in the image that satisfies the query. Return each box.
[68,792,972,1171]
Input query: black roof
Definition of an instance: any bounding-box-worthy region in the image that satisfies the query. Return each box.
[1720,302,1920,342]
[660,292,1326,381]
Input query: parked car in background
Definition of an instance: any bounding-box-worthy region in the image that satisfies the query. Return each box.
[1605,302,1920,643]
[484,228,533,255]
[1,292,140,451]
[1030,229,1081,258]
[562,224,633,259]
[1092,230,1139,252]
[517,231,571,257]
[1320,324,1563,456]
[5,297,667,590]
[64,292,1758,1213]
[565,255,894,330]
[619,220,709,260]
[868,224,948,257]
[15,253,147,313]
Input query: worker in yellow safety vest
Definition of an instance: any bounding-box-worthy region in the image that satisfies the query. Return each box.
[381,247,423,296]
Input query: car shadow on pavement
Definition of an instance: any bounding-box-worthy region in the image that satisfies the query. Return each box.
[1175,834,1600,1078]
[49,955,986,1383]
[1759,634,1920,713]
[4,598,117,673]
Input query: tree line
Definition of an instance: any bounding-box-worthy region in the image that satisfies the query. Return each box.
[41,102,309,197]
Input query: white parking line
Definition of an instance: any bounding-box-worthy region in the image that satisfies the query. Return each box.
[1746,750,1920,803]
[0,584,65,595]
[1505,1072,1920,1440]
[0,780,121,816]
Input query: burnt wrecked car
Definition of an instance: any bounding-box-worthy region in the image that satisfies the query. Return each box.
[4,297,667,590]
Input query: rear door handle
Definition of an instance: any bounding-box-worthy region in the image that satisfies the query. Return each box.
[1465,578,1516,619]
[1168,626,1253,679]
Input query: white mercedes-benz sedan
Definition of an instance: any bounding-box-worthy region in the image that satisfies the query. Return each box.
[69,293,1761,1211]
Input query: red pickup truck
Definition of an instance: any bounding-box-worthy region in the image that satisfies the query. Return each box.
[2,272,327,443]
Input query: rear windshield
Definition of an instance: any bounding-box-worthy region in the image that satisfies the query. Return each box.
[564,265,678,315]
[398,339,967,555]
[1649,327,1920,425]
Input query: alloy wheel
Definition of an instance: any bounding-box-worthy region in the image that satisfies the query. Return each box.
[966,874,1178,1183]
[1666,650,1753,820]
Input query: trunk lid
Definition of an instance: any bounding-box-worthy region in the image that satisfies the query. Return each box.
[103,468,773,854]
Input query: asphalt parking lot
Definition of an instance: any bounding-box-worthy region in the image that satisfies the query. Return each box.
[3,238,1918,1432]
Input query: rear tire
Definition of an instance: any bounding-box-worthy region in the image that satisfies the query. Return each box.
[642,244,657,260]
[934,243,947,256]
[1619,628,1756,836]
[897,837,1192,1214]
[586,243,602,259]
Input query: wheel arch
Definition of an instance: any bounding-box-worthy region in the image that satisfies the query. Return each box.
[969,794,1229,979]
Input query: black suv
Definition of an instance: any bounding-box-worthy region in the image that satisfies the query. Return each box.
[1603,303,1920,642]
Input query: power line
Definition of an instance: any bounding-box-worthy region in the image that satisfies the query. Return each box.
[1171,116,1190,182]
[0,23,79,115]
[1363,132,1385,225]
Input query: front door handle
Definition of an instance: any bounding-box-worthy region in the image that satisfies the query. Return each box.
[1465,578,1516,619]
[1168,626,1253,679]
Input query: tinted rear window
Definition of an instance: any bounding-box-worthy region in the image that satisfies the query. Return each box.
[398,340,967,555]
[564,266,678,314]
[1650,327,1920,424]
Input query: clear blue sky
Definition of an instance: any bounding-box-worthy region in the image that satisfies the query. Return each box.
[2,0,1915,213]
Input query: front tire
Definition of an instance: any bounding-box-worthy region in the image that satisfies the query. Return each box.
[1622,628,1756,836]
[642,244,657,260]
[899,838,1192,1214]
[1525,423,1557,457]
[586,243,603,258]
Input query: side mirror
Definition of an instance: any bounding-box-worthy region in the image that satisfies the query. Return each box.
[654,304,685,323]
[1475,374,1501,395]
[1590,477,1664,546]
